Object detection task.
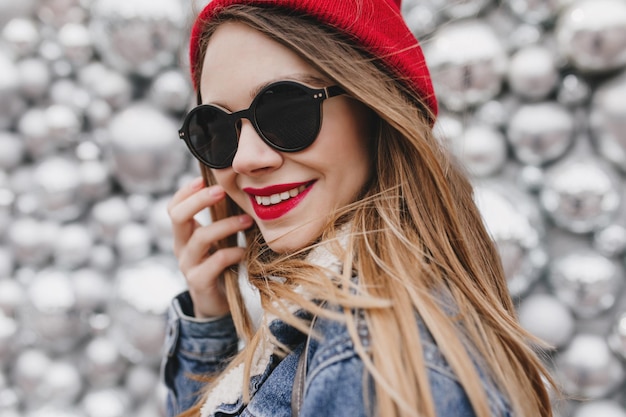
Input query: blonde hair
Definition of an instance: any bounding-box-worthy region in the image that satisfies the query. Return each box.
[182,4,555,417]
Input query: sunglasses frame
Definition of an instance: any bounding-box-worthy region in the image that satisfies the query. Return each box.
[178,80,345,169]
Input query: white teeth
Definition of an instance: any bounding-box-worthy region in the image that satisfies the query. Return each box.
[255,185,308,206]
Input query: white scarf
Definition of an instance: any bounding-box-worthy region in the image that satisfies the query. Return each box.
[200,239,345,417]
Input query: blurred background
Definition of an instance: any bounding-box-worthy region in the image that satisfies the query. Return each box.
[0,0,625,416]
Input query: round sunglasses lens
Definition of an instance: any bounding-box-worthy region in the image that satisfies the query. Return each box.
[188,106,237,167]
[255,84,321,151]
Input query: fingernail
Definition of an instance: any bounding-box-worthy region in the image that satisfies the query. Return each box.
[239,214,253,224]
[209,186,225,197]
[190,177,204,190]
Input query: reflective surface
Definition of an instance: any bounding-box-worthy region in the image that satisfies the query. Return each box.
[1,0,626,416]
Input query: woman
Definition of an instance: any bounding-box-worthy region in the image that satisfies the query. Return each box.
[164,1,555,416]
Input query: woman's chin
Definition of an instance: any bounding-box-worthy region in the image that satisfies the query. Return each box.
[261,225,321,254]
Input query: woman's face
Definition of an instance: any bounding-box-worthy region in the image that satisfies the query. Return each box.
[200,22,373,253]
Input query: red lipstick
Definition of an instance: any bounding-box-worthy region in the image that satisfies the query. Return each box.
[244,181,315,221]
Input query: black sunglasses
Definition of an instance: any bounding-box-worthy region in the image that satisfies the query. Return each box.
[178,80,345,169]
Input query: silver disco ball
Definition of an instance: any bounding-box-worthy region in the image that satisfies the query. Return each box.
[474,181,547,297]
[548,250,623,318]
[109,257,185,365]
[105,103,187,194]
[540,157,621,234]
[425,19,508,111]
[507,45,560,101]
[1,0,626,414]
[507,102,575,166]
[556,0,626,73]
[89,0,186,77]
[555,333,625,398]
[517,293,575,349]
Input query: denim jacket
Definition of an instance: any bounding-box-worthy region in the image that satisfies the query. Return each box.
[163,291,513,417]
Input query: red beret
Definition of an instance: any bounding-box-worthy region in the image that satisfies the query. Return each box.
[188,0,437,117]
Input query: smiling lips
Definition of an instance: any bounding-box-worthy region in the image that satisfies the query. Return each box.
[245,181,314,220]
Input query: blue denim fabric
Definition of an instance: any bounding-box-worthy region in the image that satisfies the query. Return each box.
[163,291,239,415]
[163,291,513,417]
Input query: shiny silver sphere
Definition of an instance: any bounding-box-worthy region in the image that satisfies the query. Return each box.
[450,124,507,177]
[79,63,133,110]
[81,388,130,417]
[11,349,52,396]
[556,0,626,73]
[89,0,185,77]
[474,181,547,297]
[114,222,153,263]
[106,103,187,194]
[89,197,132,244]
[36,360,82,406]
[593,224,626,257]
[109,257,185,364]
[149,70,193,114]
[72,268,112,314]
[23,269,86,352]
[507,102,574,166]
[17,57,51,100]
[558,73,592,107]
[33,156,84,222]
[53,224,94,269]
[8,218,54,267]
[2,18,40,57]
[540,158,621,233]
[507,45,559,101]
[517,293,575,348]
[426,20,508,111]
[58,23,94,65]
[555,334,625,398]
[82,336,129,388]
[548,250,623,318]
[17,108,55,159]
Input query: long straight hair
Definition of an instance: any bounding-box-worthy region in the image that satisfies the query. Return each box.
[182,4,555,417]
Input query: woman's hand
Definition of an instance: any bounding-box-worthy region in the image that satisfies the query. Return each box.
[168,177,253,318]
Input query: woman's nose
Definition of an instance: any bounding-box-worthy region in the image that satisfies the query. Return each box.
[231,120,283,175]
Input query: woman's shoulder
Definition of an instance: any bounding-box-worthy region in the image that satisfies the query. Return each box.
[307,305,512,417]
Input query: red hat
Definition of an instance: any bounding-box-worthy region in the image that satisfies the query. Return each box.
[188,0,438,117]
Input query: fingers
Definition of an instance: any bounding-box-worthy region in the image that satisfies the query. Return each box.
[167,177,256,318]
[178,214,253,272]
[167,177,225,255]
[186,246,247,318]
[186,246,247,289]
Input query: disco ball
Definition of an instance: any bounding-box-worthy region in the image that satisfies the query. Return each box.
[89,0,186,77]
[556,0,626,73]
